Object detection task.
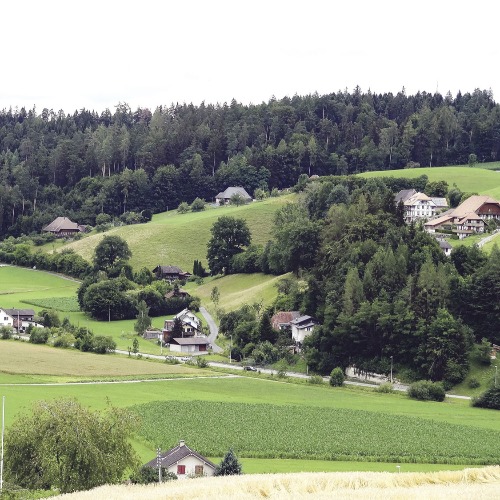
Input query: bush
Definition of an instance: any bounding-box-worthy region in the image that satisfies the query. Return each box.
[472,387,500,410]
[53,333,75,348]
[29,327,49,344]
[196,356,208,368]
[1,326,12,339]
[92,336,117,354]
[376,382,395,393]
[477,338,492,366]
[190,198,206,212]
[177,202,189,214]
[308,375,324,385]
[468,377,481,389]
[130,466,176,484]
[329,367,344,387]
[408,380,446,402]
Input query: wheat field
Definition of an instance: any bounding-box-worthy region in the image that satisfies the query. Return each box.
[54,466,500,500]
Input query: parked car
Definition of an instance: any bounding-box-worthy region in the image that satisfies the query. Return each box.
[243,366,257,371]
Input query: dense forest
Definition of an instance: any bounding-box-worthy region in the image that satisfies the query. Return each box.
[220,175,499,384]
[1,88,499,237]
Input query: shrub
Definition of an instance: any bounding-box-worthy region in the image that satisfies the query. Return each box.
[177,202,189,214]
[308,375,324,385]
[92,336,117,354]
[190,197,206,212]
[196,356,208,368]
[468,378,481,389]
[1,326,12,339]
[376,382,395,393]
[329,367,344,387]
[472,387,500,410]
[130,466,177,484]
[477,338,492,366]
[53,333,75,348]
[29,327,49,344]
[408,380,446,402]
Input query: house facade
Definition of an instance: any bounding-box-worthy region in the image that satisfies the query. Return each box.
[424,195,500,240]
[290,315,317,344]
[144,440,216,479]
[0,308,38,333]
[161,309,202,342]
[169,337,210,353]
[215,186,252,205]
[403,193,436,222]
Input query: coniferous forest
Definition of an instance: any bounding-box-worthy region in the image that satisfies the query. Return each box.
[1,88,499,236]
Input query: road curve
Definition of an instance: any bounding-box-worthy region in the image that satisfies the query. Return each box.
[199,306,223,353]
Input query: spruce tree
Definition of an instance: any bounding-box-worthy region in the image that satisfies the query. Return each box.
[215,448,242,476]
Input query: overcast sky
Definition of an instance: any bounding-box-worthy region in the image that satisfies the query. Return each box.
[2,0,498,114]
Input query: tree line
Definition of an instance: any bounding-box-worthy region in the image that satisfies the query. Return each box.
[1,87,499,236]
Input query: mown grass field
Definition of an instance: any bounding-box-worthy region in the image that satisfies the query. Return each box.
[361,165,500,198]
[0,341,211,382]
[52,195,294,272]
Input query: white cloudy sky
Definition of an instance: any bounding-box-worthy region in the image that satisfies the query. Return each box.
[2,0,498,113]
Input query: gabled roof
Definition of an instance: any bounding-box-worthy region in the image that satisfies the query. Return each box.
[438,240,452,250]
[404,192,434,206]
[271,311,301,328]
[42,217,80,233]
[290,315,316,329]
[456,212,484,224]
[430,197,449,208]
[395,189,417,204]
[3,308,35,317]
[216,186,252,200]
[451,195,500,218]
[424,214,454,227]
[144,441,216,470]
[165,289,190,299]
[153,265,184,274]
[171,337,209,345]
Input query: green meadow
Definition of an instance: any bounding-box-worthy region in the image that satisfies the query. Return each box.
[52,195,294,272]
[361,165,500,198]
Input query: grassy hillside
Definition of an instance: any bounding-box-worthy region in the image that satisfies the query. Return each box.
[361,165,500,198]
[54,195,294,272]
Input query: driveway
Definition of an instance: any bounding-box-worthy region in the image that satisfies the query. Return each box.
[199,306,223,353]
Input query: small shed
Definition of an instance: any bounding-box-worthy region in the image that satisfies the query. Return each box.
[170,337,210,353]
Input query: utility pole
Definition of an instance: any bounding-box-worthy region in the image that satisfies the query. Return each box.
[495,365,498,389]
[390,356,393,384]
[229,335,232,364]
[157,447,162,483]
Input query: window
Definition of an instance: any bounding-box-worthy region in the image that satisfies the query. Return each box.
[195,465,204,475]
[177,465,186,475]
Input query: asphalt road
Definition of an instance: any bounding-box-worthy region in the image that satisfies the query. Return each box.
[199,306,223,353]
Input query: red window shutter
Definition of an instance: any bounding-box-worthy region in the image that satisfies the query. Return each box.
[177,465,186,475]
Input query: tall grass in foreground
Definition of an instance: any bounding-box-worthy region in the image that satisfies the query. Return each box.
[54,466,500,500]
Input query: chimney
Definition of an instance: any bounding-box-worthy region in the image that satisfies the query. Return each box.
[179,440,185,447]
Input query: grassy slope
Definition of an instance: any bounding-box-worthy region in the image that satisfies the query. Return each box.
[361,165,500,198]
[51,195,294,272]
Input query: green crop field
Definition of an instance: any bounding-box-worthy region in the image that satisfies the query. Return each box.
[133,400,500,464]
[1,372,498,472]
[361,165,500,198]
[52,195,294,272]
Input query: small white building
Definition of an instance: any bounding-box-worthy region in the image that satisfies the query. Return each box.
[290,315,317,344]
[215,186,252,205]
[144,440,216,479]
[170,337,210,353]
[0,308,39,333]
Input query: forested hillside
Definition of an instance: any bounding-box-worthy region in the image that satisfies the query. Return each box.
[1,88,499,237]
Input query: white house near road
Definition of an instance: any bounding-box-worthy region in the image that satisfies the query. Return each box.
[290,315,317,344]
[144,440,216,479]
[169,337,210,353]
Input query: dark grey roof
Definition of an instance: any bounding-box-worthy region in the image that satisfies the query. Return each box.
[171,337,210,345]
[438,240,452,250]
[144,442,216,469]
[153,265,185,274]
[394,189,417,204]
[3,308,35,317]
[290,315,316,328]
[42,217,80,233]
[216,187,252,200]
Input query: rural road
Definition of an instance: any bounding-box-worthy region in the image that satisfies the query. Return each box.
[199,306,223,353]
